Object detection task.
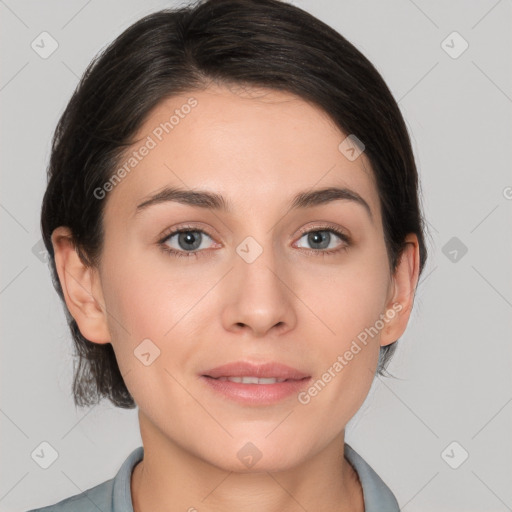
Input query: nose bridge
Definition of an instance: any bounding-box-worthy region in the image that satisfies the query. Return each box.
[231,202,283,274]
[237,232,280,285]
[221,228,296,335]
[235,230,284,301]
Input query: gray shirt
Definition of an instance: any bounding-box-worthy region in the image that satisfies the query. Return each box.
[27,443,399,511]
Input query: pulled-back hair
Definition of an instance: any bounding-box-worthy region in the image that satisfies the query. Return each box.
[41,0,429,408]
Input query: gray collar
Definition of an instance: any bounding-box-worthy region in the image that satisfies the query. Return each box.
[113,444,399,511]
[344,443,400,512]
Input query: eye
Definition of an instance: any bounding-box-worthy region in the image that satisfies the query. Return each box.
[158,226,217,259]
[294,225,351,256]
[157,223,351,260]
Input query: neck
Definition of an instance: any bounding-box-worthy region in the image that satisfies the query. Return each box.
[131,412,364,512]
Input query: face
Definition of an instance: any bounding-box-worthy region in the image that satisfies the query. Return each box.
[56,84,418,473]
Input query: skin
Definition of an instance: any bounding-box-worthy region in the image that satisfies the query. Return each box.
[52,84,420,512]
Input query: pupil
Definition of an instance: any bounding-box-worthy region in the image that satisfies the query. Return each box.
[309,231,328,249]
[180,231,201,250]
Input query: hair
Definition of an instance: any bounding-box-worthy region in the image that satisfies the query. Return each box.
[41,0,429,408]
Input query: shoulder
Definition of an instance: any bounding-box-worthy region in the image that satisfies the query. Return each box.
[24,478,115,512]
[344,443,400,512]
[25,446,144,512]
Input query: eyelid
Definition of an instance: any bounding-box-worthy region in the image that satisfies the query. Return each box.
[295,222,349,238]
[158,222,350,243]
[157,223,218,244]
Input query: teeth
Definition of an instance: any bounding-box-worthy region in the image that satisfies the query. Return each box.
[216,376,287,384]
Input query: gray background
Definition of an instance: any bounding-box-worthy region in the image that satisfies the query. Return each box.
[1,0,511,510]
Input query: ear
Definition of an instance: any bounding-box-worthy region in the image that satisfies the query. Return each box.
[51,226,111,344]
[380,233,421,347]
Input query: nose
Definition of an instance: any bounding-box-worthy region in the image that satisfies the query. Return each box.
[220,240,297,338]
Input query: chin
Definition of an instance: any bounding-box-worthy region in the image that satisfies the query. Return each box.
[198,437,310,474]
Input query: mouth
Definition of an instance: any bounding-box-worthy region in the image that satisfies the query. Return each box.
[200,361,311,405]
[202,361,310,380]
[203,375,307,384]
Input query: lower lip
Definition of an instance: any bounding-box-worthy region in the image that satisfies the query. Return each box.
[201,376,311,405]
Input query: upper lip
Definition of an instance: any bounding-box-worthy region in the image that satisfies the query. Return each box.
[203,361,310,380]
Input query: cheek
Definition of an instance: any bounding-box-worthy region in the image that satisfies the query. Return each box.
[296,263,388,428]
[102,246,197,336]
[297,247,391,411]
[300,252,390,342]
[99,251,207,379]
[99,262,196,411]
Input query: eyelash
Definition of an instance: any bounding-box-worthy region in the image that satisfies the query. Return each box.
[157,223,351,260]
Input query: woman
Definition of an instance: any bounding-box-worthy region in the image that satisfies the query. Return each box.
[30,0,427,510]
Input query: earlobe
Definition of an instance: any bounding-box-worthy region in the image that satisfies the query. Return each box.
[51,226,111,344]
[380,233,421,347]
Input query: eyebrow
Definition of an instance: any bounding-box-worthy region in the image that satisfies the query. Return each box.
[135,185,373,221]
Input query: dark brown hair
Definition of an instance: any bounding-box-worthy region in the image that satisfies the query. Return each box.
[41,0,429,408]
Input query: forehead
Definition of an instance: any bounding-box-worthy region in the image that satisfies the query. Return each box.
[103,84,379,223]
